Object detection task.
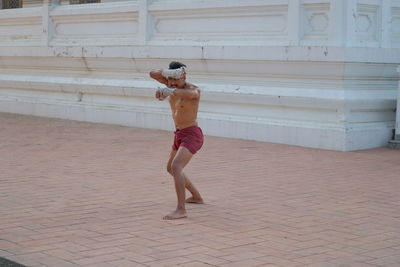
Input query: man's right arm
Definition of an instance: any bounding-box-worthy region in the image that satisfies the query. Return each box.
[149,70,168,86]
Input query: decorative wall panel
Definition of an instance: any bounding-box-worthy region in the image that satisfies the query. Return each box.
[0,8,42,45]
[356,3,380,44]
[149,5,288,45]
[301,3,329,43]
[50,3,139,45]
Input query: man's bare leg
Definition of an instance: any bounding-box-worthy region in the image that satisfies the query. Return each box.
[164,147,193,220]
[167,150,204,204]
[184,173,204,204]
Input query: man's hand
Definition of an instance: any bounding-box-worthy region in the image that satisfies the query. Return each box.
[156,87,175,101]
[155,89,162,100]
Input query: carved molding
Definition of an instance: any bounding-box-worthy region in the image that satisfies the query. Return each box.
[149,5,288,45]
[49,4,139,45]
[301,3,329,43]
[356,4,380,43]
[0,14,42,44]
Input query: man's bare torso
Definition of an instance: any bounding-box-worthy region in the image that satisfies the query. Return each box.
[169,82,200,130]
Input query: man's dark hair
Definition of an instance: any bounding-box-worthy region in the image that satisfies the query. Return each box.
[169,61,187,69]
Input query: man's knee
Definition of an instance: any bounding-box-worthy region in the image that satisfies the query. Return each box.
[171,161,183,175]
[167,164,173,175]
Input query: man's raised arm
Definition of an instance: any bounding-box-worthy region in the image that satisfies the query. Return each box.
[149,69,168,86]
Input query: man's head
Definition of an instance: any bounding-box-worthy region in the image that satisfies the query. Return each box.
[166,61,187,88]
[169,61,186,70]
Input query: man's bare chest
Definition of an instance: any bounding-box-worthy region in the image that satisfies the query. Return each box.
[170,97,198,112]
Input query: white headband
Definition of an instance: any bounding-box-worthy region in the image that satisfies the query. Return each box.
[161,67,185,79]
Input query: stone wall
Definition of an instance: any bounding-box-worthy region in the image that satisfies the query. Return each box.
[0,0,399,151]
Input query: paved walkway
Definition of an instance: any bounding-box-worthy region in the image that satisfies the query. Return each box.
[1,113,400,267]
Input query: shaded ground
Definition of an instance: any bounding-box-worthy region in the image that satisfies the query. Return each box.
[1,112,400,267]
[0,257,26,267]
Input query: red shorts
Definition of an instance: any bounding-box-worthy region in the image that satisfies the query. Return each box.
[172,126,204,154]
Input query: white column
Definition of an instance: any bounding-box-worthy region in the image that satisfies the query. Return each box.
[381,0,391,48]
[345,0,358,47]
[42,0,60,46]
[138,0,149,45]
[42,0,50,46]
[329,0,346,46]
[288,0,300,45]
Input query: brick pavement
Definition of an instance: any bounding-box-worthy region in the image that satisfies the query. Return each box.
[1,112,400,267]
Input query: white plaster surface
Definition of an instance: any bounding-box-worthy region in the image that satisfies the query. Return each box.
[0,0,400,151]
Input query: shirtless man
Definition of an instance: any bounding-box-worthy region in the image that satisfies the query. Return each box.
[150,61,204,220]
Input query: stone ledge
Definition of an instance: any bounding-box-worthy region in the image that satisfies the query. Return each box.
[1,46,400,63]
[0,74,396,109]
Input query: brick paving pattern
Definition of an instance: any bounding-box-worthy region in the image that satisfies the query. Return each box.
[1,112,400,267]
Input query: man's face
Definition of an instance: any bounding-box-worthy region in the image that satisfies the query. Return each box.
[167,73,186,89]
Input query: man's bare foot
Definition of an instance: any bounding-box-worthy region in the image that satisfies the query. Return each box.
[163,209,187,220]
[185,196,204,204]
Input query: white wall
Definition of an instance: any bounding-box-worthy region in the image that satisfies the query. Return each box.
[0,0,399,151]
[396,67,400,141]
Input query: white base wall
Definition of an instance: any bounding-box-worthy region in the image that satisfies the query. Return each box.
[0,46,398,151]
[0,94,394,151]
